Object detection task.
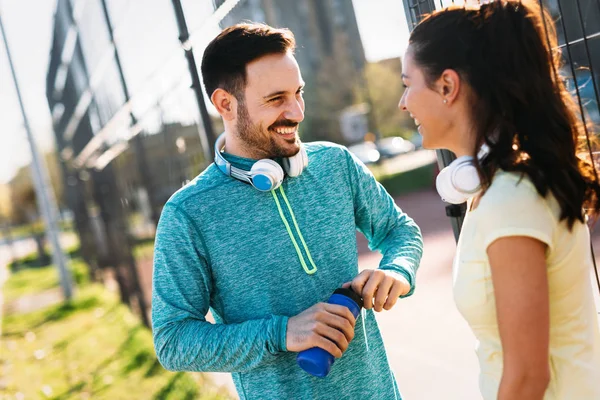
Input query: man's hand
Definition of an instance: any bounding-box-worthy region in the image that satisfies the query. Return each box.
[286,303,356,358]
[342,269,410,311]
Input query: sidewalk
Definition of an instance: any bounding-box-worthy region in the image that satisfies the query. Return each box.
[0,233,79,317]
[362,189,481,400]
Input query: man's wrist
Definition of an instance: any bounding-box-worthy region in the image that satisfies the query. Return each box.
[379,267,413,297]
[395,274,411,296]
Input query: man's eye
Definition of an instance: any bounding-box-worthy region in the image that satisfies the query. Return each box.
[269,97,282,103]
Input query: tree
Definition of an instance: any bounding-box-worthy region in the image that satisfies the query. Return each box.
[0,184,12,220]
[358,58,416,139]
[6,150,66,265]
[13,185,50,265]
[7,150,65,224]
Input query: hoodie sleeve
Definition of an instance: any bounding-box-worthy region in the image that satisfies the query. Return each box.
[343,147,424,297]
[151,203,288,372]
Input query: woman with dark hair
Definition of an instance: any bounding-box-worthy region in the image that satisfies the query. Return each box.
[399,1,600,398]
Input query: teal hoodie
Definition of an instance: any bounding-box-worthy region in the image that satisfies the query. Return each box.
[152,141,423,399]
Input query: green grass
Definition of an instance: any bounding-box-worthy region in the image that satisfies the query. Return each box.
[6,221,46,238]
[9,241,81,272]
[7,220,74,239]
[3,259,89,305]
[1,284,232,400]
[376,162,437,198]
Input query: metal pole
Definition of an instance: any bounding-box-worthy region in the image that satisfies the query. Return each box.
[171,0,216,163]
[97,0,151,327]
[0,11,73,299]
[436,149,465,241]
[98,0,160,227]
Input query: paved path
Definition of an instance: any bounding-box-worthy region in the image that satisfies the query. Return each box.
[359,189,481,400]
[0,234,78,316]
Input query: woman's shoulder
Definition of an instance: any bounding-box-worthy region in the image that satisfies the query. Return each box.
[477,170,556,217]
[485,170,537,199]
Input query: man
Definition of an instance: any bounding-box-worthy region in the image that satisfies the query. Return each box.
[152,23,423,400]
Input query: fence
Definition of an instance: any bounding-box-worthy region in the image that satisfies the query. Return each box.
[402,0,600,239]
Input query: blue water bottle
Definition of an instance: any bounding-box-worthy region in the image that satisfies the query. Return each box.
[296,287,363,378]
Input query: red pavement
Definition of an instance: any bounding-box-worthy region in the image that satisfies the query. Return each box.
[363,189,482,400]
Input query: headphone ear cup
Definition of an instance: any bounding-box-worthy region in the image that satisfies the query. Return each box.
[282,146,308,177]
[436,166,470,204]
[435,156,482,204]
[452,161,481,194]
[250,159,284,191]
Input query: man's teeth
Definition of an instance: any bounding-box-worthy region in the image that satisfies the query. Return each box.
[414,119,420,126]
[273,127,296,134]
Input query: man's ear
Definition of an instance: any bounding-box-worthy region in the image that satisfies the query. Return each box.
[437,69,461,105]
[211,88,237,121]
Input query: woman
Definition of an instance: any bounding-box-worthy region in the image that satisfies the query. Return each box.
[399,1,600,399]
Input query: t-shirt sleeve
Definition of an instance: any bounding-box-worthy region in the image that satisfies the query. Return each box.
[477,174,556,251]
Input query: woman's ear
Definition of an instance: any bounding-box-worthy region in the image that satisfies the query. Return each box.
[437,69,461,105]
[211,89,237,121]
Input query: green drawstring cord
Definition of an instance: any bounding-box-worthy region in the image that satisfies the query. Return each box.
[271,186,318,275]
[278,187,319,273]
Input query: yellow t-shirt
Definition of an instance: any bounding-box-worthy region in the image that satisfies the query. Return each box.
[453,171,600,399]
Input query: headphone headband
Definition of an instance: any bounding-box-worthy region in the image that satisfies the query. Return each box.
[214,132,307,191]
[214,133,252,184]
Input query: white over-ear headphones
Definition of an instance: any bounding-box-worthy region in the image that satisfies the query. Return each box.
[214,132,308,191]
[435,146,489,204]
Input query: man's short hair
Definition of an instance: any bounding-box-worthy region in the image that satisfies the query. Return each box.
[201,23,296,102]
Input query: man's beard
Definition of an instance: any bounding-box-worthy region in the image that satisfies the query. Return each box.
[236,102,300,158]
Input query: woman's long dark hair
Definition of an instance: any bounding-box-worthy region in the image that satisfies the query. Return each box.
[409,0,600,228]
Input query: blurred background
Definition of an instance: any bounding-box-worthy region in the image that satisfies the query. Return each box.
[1,0,599,399]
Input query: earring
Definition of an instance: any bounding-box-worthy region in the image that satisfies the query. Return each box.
[443,99,448,104]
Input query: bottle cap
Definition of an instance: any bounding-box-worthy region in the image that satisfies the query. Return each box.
[333,287,363,309]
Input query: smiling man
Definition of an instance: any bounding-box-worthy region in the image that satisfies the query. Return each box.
[151,23,423,400]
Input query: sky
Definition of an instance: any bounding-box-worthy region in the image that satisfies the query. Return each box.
[0,0,57,184]
[0,0,411,185]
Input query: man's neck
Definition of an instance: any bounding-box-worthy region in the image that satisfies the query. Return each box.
[222,131,266,160]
